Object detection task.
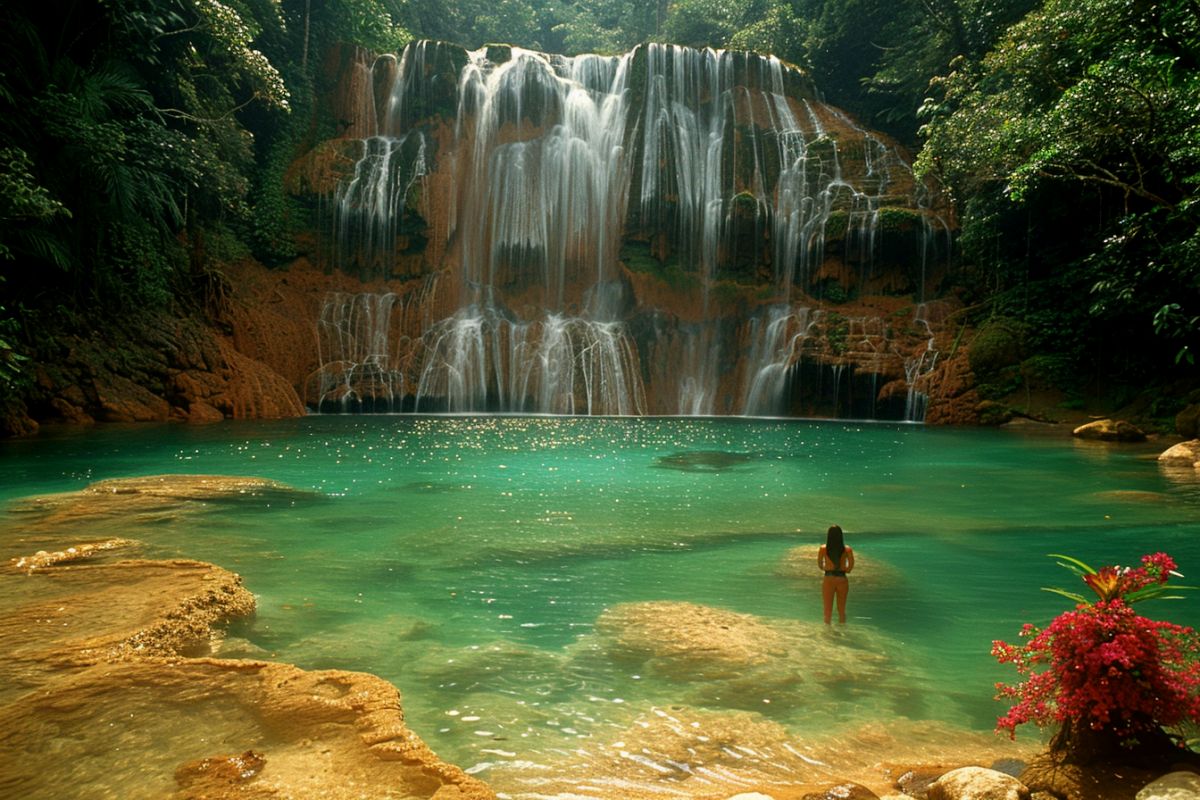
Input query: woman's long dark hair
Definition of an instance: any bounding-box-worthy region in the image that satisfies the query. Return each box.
[825,525,845,569]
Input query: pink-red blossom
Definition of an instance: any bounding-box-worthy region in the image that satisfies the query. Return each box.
[994,554,1200,745]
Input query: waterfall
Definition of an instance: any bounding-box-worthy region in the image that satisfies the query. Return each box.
[904,304,939,421]
[310,292,408,412]
[313,40,946,420]
[742,305,815,416]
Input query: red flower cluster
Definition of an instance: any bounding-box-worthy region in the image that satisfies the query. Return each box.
[993,553,1200,744]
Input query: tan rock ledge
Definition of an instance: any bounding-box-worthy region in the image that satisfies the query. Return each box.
[5,473,320,533]
[0,544,494,800]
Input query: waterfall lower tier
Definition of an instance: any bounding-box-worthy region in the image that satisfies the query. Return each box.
[310,295,645,415]
[308,292,940,420]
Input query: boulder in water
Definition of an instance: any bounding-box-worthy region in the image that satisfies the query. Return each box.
[1136,771,1200,800]
[1159,439,1200,468]
[1072,418,1147,442]
[927,767,1030,800]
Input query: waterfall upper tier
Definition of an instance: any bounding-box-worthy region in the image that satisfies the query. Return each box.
[289,40,955,419]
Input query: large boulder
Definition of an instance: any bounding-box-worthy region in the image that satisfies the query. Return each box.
[927,766,1030,800]
[1159,440,1200,468]
[1137,771,1200,800]
[1177,405,1200,439]
[1073,418,1147,442]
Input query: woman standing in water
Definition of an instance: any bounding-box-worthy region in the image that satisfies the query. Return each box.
[817,524,854,624]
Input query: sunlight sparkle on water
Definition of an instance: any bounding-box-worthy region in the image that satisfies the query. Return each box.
[2,416,1198,797]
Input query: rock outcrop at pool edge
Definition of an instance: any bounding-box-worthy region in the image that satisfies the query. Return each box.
[0,541,495,800]
[1159,439,1200,469]
[7,313,305,436]
[6,474,320,535]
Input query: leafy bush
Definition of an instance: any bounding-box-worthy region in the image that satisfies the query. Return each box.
[969,318,1025,379]
[993,553,1200,763]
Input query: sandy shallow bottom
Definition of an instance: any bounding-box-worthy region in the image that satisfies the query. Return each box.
[0,474,1038,800]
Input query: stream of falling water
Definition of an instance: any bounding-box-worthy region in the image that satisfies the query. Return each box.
[316,41,949,419]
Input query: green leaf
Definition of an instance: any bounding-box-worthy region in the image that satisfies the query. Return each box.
[1041,586,1089,604]
[1048,553,1098,576]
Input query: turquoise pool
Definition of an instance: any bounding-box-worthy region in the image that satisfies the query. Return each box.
[2,416,1197,794]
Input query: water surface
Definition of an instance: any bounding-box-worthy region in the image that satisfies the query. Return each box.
[2,416,1197,795]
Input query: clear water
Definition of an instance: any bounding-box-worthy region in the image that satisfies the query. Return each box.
[2,416,1198,792]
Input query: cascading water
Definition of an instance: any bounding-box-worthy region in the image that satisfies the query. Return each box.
[312,40,949,419]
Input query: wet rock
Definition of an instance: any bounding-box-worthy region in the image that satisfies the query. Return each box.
[0,558,254,703]
[922,350,982,426]
[14,313,304,435]
[9,537,137,573]
[185,400,226,424]
[1136,771,1200,800]
[174,750,266,791]
[0,399,40,437]
[927,766,1029,800]
[1072,418,1147,442]
[7,474,318,535]
[0,660,495,800]
[895,766,946,799]
[597,601,784,668]
[0,547,494,800]
[1177,405,1200,439]
[94,370,173,422]
[0,567,262,790]
[1159,440,1200,468]
[802,782,881,800]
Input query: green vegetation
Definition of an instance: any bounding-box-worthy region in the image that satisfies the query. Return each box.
[0,0,409,366]
[619,241,699,291]
[0,0,1195,417]
[917,0,1200,399]
[824,311,849,354]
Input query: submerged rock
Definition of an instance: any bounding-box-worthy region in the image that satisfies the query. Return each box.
[654,450,756,472]
[6,474,319,534]
[0,659,494,800]
[8,537,137,573]
[484,705,1032,799]
[174,750,267,792]
[579,600,914,717]
[0,544,494,799]
[0,558,254,701]
[776,546,903,590]
[595,601,787,675]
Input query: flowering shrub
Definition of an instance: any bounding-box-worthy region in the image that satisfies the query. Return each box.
[992,553,1200,759]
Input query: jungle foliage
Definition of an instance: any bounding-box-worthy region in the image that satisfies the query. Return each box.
[0,0,1196,405]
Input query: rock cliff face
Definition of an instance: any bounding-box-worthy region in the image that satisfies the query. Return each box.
[2,40,982,436]
[280,40,966,421]
[4,310,305,437]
